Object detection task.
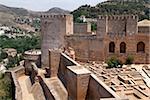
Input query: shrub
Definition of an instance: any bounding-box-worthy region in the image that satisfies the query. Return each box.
[125,55,134,65]
[107,56,123,68]
[0,73,4,79]
[6,55,22,69]
[0,51,8,62]
[91,23,97,31]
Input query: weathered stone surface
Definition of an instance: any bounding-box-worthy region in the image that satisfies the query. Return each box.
[49,49,61,77]
[31,82,46,100]
[74,23,91,34]
[41,13,73,68]
[66,15,150,64]
[67,66,90,100]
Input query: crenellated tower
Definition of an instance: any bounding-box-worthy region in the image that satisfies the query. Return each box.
[96,15,138,38]
[40,13,73,68]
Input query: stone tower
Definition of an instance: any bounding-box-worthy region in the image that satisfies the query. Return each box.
[40,10,73,68]
[96,15,108,38]
[96,15,138,37]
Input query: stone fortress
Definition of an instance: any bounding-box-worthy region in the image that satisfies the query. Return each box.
[6,8,150,100]
[66,15,150,64]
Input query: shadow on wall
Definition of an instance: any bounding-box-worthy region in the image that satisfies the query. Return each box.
[58,53,79,88]
[58,53,119,99]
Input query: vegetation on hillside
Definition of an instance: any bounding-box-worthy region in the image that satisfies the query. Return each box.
[0,50,8,62]
[71,0,150,22]
[0,74,12,100]
[0,35,40,53]
[6,55,23,69]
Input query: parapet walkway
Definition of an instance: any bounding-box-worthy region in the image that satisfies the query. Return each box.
[18,75,35,100]
[43,77,68,100]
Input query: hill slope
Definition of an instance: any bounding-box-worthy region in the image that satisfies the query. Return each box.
[0,4,29,25]
[71,0,150,21]
[0,4,29,16]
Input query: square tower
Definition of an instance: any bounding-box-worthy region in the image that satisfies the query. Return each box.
[40,13,73,68]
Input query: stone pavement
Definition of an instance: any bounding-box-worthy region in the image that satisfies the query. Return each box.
[132,64,150,88]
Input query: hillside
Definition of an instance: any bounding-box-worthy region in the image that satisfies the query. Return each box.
[0,4,29,16]
[0,4,29,25]
[71,0,150,22]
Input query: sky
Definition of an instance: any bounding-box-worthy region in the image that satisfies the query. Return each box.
[0,0,105,11]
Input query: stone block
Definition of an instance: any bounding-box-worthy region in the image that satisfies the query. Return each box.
[67,66,91,100]
[49,49,61,77]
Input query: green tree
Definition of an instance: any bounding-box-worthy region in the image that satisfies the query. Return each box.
[0,50,8,62]
[0,35,40,53]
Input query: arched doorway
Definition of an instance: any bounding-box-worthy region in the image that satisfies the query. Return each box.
[109,42,115,53]
[120,42,126,53]
[137,42,145,53]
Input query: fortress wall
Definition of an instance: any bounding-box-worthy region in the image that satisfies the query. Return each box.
[38,76,55,100]
[107,19,126,35]
[74,23,91,34]
[6,66,25,100]
[65,35,105,62]
[86,74,120,99]
[57,52,119,99]
[138,26,150,34]
[105,34,150,64]
[97,15,138,37]
[126,15,138,35]
[97,16,108,38]
[66,15,73,35]
[58,53,80,88]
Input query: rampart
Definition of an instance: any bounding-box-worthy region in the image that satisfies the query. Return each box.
[6,66,25,100]
[97,15,138,37]
[73,23,91,34]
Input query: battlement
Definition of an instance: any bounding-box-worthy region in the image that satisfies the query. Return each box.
[40,14,72,19]
[98,15,138,20]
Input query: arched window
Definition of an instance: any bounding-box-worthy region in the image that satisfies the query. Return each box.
[109,42,115,53]
[120,42,126,53]
[137,42,145,53]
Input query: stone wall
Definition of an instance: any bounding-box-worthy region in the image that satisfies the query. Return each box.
[58,52,80,88]
[97,16,108,38]
[97,15,138,37]
[6,66,25,100]
[57,52,119,100]
[105,34,150,63]
[65,15,149,64]
[86,74,120,100]
[38,76,55,100]
[138,26,150,34]
[74,23,91,34]
[65,35,105,62]
[67,66,90,100]
[24,51,41,75]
